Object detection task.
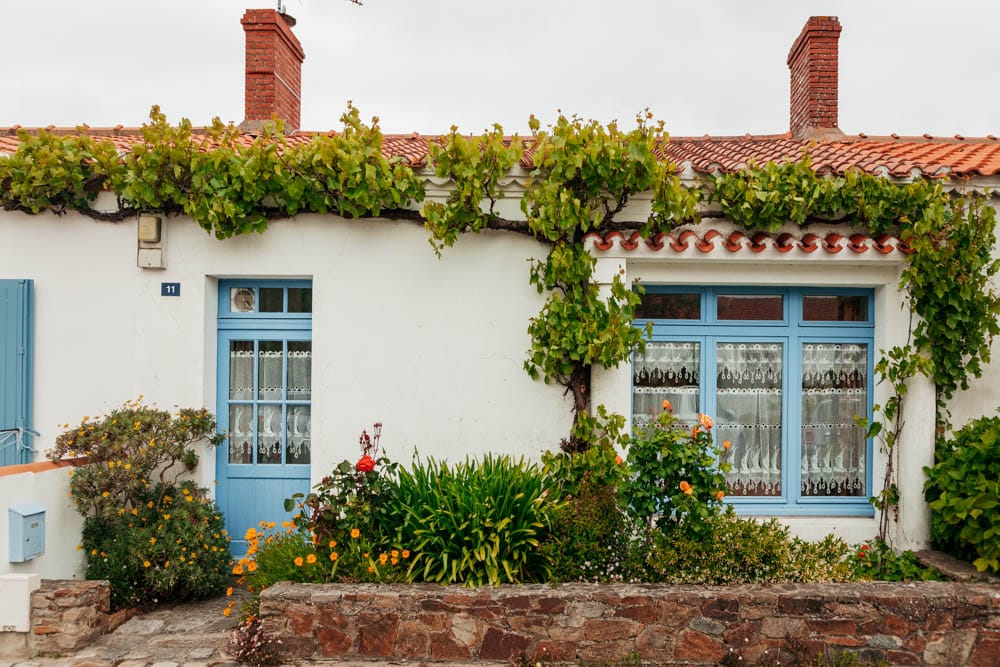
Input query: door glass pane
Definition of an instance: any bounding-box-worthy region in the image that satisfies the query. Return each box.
[228,404,254,464]
[635,293,700,320]
[287,341,312,400]
[257,404,282,464]
[802,295,868,322]
[229,341,254,400]
[287,405,311,464]
[258,341,284,400]
[716,342,783,497]
[717,295,783,321]
[259,288,284,313]
[288,288,312,313]
[801,343,867,496]
[633,342,700,430]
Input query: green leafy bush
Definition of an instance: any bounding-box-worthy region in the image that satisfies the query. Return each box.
[850,539,941,581]
[644,508,853,584]
[924,415,1000,572]
[391,454,554,585]
[50,401,229,608]
[540,443,646,582]
[624,401,729,536]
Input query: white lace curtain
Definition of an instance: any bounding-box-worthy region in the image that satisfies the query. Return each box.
[716,343,783,497]
[800,343,867,497]
[633,342,700,428]
[227,340,312,465]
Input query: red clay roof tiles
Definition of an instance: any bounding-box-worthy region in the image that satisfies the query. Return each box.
[2,127,1000,178]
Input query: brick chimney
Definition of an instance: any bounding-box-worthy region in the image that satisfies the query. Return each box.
[241,9,305,133]
[787,16,844,140]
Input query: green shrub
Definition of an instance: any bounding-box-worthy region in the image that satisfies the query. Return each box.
[51,401,229,608]
[624,401,729,537]
[644,508,853,584]
[924,415,1000,572]
[540,443,646,582]
[83,481,230,608]
[391,454,554,585]
[851,539,942,581]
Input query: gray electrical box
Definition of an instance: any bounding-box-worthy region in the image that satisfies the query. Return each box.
[9,502,46,562]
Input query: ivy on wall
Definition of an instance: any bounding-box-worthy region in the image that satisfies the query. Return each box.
[2,107,998,532]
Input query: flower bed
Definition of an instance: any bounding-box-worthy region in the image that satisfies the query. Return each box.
[260,581,1000,665]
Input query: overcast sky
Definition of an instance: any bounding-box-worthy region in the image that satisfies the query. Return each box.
[2,0,998,138]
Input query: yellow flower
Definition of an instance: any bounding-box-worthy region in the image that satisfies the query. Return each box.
[222,606,232,617]
[328,539,337,549]
[91,549,98,555]
[350,528,361,539]
[247,561,258,573]
[245,527,258,540]
[379,553,388,565]
[329,552,339,562]
[101,491,110,498]
[143,560,151,568]
[107,461,115,468]
[226,587,233,596]
[163,514,171,520]
[294,557,304,567]
[232,564,244,575]
[306,553,317,564]
[149,537,157,545]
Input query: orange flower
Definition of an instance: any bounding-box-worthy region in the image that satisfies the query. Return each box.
[679,481,692,494]
[716,490,725,501]
[329,551,339,562]
[226,587,233,596]
[723,440,731,450]
[232,564,244,575]
[691,426,700,438]
[698,413,714,430]
[615,454,623,465]
[247,561,258,573]
[350,528,361,539]
[379,553,389,565]
[306,553,317,564]
[662,399,673,412]
[294,556,304,567]
[402,549,411,559]
[328,539,337,549]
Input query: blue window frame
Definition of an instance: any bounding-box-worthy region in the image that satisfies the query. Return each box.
[633,286,874,516]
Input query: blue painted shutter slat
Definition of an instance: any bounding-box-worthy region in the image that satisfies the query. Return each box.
[1,279,33,465]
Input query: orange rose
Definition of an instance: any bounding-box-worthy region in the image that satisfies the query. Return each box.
[698,413,714,430]
[723,440,731,450]
[716,490,725,501]
[662,399,673,412]
[679,480,691,493]
[615,455,623,465]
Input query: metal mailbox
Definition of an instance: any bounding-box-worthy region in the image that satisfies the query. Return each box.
[9,502,45,562]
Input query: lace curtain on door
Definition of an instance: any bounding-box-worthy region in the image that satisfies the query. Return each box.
[633,342,700,429]
[800,343,867,496]
[227,340,312,465]
[715,343,783,497]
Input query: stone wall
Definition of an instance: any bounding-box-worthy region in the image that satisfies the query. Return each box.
[29,579,113,656]
[260,582,1000,666]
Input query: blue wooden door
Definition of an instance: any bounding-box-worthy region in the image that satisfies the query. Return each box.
[0,280,33,466]
[216,282,312,552]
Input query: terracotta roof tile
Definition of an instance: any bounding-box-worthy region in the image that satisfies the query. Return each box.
[3,127,1000,178]
[583,230,912,257]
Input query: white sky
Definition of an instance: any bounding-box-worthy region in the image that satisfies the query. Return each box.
[2,0,998,138]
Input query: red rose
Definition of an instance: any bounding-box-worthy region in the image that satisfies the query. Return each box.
[356,455,375,473]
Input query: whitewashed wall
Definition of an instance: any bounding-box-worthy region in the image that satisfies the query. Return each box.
[3,195,999,577]
[0,210,572,494]
[0,463,84,578]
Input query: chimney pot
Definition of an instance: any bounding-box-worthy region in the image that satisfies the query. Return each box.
[787,16,844,140]
[240,8,305,133]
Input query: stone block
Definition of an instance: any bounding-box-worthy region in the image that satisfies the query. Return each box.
[583,618,640,641]
[478,627,530,660]
[689,616,725,636]
[760,616,807,638]
[356,613,398,656]
[676,629,726,663]
[970,638,1000,667]
[923,628,977,666]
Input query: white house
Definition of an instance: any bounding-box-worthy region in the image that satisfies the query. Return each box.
[1,11,999,591]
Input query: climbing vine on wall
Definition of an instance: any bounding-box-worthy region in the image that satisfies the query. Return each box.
[2,107,999,528]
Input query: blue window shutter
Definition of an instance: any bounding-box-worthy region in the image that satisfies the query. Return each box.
[0,280,33,465]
